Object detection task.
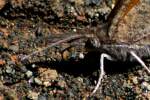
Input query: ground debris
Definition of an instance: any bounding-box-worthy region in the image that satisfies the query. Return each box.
[0,0,150,99]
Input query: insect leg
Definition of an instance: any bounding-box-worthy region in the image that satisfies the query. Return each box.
[91,53,113,96]
[130,51,150,74]
[20,34,92,62]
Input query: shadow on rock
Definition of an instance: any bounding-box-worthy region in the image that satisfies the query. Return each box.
[25,51,140,77]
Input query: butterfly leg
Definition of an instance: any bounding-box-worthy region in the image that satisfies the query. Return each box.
[91,53,113,96]
[130,51,150,74]
[20,34,92,61]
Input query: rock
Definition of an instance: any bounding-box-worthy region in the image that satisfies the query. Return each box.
[28,77,34,84]
[27,91,39,100]
[20,66,27,72]
[146,92,150,100]
[135,86,142,94]
[0,70,2,74]
[77,77,83,83]
[8,45,19,52]
[0,0,5,10]
[79,53,84,59]
[5,66,13,74]
[0,82,18,100]
[0,95,4,100]
[43,81,51,87]
[132,77,138,85]
[38,94,47,100]
[0,59,5,65]
[11,0,24,7]
[72,28,77,32]
[62,50,70,60]
[34,78,42,85]
[26,70,33,78]
[147,85,150,91]
[137,70,143,76]
[7,61,15,65]
[143,75,150,82]
[141,82,150,91]
[31,64,36,68]
[58,80,67,88]
[105,96,112,100]
[0,0,114,27]
[38,68,58,81]
[67,88,74,97]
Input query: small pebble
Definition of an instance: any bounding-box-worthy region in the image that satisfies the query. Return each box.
[32,64,36,68]
[26,70,33,78]
[34,78,42,85]
[142,82,150,91]
[28,77,34,84]
[0,32,4,36]
[43,81,51,87]
[79,53,84,59]
[144,75,150,82]
[58,80,67,88]
[137,70,143,76]
[20,66,27,72]
[8,45,19,52]
[27,91,39,100]
[63,50,70,60]
[6,66,13,74]
[72,28,76,32]
[147,85,150,91]
[77,77,83,83]
[0,0,6,10]
[95,13,99,17]
[38,95,47,100]
[132,77,138,85]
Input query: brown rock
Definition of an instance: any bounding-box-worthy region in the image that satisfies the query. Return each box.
[38,68,58,81]
[11,0,24,7]
[0,0,5,10]
[58,80,67,88]
[27,91,39,100]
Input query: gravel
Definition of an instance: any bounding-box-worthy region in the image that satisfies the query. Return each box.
[26,70,33,78]
[0,0,149,99]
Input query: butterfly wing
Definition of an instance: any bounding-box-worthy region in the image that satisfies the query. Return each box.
[106,0,150,45]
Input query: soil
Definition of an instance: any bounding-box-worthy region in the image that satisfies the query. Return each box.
[0,0,150,99]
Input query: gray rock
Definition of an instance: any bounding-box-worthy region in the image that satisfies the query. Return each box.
[26,70,33,78]
[20,66,27,72]
[34,78,42,85]
[141,82,150,91]
[27,90,39,100]
[143,75,150,82]
[32,64,36,68]
[38,95,47,100]
[8,45,19,52]
[6,66,13,74]
[132,77,138,85]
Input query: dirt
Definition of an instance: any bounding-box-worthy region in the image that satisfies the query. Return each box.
[0,0,150,99]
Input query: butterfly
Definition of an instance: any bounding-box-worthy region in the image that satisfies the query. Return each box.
[20,0,150,97]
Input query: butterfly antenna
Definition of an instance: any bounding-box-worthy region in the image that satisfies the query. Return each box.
[130,51,150,74]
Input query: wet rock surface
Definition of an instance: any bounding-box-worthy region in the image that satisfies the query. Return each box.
[0,0,150,99]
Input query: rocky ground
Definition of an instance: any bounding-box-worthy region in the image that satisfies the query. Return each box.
[0,0,150,99]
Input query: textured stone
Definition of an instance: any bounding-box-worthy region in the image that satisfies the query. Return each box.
[0,0,5,10]
[27,91,39,100]
[26,70,33,78]
[38,68,58,81]
[34,78,42,85]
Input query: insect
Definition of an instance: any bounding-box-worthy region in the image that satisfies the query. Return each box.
[20,0,150,97]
